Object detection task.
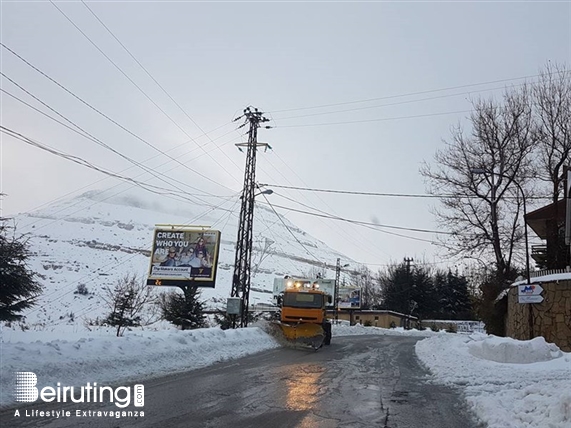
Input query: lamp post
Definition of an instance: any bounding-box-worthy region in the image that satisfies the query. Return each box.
[255,189,273,198]
[471,168,530,285]
[334,258,350,323]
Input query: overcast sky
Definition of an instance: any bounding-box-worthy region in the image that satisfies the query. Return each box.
[1,1,570,270]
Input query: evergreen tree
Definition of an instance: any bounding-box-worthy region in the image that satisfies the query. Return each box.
[379,260,435,317]
[102,275,147,336]
[0,217,42,321]
[379,261,476,321]
[159,286,207,330]
[409,266,437,319]
[379,262,410,314]
[432,270,474,320]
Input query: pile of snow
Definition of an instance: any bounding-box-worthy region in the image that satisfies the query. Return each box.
[333,323,436,337]
[0,324,279,407]
[416,333,571,428]
[468,335,563,364]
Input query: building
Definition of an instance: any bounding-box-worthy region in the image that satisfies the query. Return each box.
[330,309,418,329]
[502,199,571,351]
[526,199,567,269]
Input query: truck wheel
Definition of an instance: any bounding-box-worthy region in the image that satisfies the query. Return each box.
[324,322,332,345]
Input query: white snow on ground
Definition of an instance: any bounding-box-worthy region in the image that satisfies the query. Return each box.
[2,323,570,428]
[0,323,279,407]
[416,333,571,428]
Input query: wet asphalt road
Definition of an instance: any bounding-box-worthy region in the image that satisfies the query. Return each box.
[1,335,484,428]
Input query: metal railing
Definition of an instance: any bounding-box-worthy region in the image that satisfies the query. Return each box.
[529,267,571,278]
[531,245,547,255]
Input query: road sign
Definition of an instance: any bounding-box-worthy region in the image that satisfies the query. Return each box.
[518,295,544,304]
[518,284,544,296]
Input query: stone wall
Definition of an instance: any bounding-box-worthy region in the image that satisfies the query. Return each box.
[506,280,571,352]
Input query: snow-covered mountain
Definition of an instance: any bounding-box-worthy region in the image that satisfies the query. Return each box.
[10,187,353,329]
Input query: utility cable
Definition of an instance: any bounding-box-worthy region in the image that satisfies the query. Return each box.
[0,42,235,193]
[80,0,244,179]
[269,192,452,235]
[0,84,224,201]
[275,109,473,128]
[271,82,527,121]
[18,129,240,234]
[1,126,233,210]
[259,183,551,200]
[260,193,322,263]
[269,70,569,113]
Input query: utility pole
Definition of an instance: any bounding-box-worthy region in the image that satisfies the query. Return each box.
[231,107,270,328]
[404,257,414,329]
[334,257,341,323]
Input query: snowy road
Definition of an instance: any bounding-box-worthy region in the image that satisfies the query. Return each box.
[1,335,481,428]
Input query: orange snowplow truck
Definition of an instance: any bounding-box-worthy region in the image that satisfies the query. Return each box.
[275,278,333,349]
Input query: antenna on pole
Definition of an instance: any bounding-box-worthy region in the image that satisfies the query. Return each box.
[231,107,271,328]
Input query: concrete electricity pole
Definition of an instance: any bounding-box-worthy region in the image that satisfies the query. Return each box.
[404,257,414,329]
[231,107,270,328]
[334,258,341,322]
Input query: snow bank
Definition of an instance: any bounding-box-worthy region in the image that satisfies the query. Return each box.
[333,323,436,337]
[0,326,279,407]
[468,335,563,364]
[416,333,571,428]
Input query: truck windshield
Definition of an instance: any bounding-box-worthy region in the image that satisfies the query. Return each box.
[283,293,323,308]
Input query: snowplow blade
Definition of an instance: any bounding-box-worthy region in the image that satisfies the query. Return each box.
[276,322,325,350]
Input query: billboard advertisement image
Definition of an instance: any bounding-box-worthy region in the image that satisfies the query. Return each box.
[147,227,221,288]
[337,286,361,309]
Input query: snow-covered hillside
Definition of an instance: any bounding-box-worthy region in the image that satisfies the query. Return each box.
[10,187,353,329]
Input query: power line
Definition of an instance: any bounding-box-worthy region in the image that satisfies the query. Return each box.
[78,1,244,182]
[269,71,568,114]
[260,194,322,263]
[274,109,473,128]
[262,144,393,259]
[259,183,551,200]
[268,192,452,235]
[1,126,233,209]
[16,129,240,234]
[271,82,524,121]
[0,83,223,201]
[0,42,235,193]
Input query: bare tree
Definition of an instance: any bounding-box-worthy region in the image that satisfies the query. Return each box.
[421,87,536,281]
[252,237,274,276]
[102,274,157,336]
[349,265,381,309]
[531,63,571,268]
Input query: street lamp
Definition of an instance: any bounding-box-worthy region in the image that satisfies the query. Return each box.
[471,168,530,284]
[254,189,273,197]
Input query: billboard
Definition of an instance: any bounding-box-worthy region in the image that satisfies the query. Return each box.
[337,286,361,309]
[147,227,221,288]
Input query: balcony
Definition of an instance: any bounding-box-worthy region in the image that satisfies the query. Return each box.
[531,244,547,266]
